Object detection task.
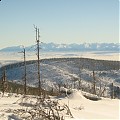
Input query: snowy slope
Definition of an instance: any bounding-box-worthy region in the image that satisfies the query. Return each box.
[0,90,119,120]
[0,58,120,98]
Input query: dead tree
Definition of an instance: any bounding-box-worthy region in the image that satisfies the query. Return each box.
[99,78,102,96]
[78,78,82,90]
[78,67,82,90]
[100,85,106,97]
[34,25,41,97]
[23,47,27,95]
[111,82,114,99]
[1,68,8,95]
[92,70,96,95]
[19,46,27,95]
[58,83,62,94]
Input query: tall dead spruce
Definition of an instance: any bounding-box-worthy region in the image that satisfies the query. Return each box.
[1,67,8,95]
[19,46,27,95]
[34,25,41,97]
[92,70,96,95]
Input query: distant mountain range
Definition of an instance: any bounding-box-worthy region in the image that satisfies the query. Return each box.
[0,43,119,52]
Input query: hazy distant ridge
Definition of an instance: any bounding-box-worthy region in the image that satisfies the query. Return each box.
[0,43,119,52]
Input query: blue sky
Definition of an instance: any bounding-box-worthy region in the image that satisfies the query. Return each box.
[0,0,119,48]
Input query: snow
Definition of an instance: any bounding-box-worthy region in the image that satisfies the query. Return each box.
[2,57,119,97]
[60,90,120,120]
[0,90,119,120]
[0,51,119,119]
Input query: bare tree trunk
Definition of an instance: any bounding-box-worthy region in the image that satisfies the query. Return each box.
[22,48,27,95]
[2,68,7,95]
[92,70,96,95]
[34,25,42,97]
[99,79,102,97]
[111,83,114,99]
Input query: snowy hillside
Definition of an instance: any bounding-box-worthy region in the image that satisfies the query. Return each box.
[0,58,120,119]
[0,58,120,98]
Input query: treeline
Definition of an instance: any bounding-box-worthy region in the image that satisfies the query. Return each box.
[0,80,58,96]
[0,58,119,72]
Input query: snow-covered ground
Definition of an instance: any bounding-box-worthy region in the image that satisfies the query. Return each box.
[0,51,119,119]
[60,90,120,120]
[0,90,119,120]
[0,55,119,100]
[1,57,119,98]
